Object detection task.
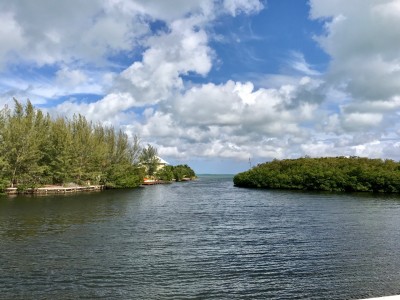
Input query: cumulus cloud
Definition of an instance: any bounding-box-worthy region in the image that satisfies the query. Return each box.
[125,0,215,21]
[293,0,400,162]
[0,12,25,65]
[55,67,88,88]
[310,0,400,101]
[52,92,137,124]
[49,0,400,164]
[3,0,400,171]
[171,79,319,131]
[114,16,213,105]
[118,78,322,161]
[0,0,263,69]
[0,0,150,67]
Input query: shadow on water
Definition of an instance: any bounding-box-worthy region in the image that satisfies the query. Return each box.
[234,184,400,201]
[0,189,138,240]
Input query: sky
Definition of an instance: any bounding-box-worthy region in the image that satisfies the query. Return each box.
[1,0,400,174]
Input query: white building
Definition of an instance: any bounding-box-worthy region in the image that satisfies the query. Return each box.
[156,156,169,171]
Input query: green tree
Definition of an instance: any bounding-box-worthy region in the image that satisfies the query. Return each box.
[157,165,174,181]
[233,156,400,193]
[0,100,158,190]
[172,164,196,181]
[139,144,159,176]
[1,100,49,188]
[104,131,143,188]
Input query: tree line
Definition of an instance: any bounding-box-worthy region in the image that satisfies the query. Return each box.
[0,100,194,192]
[233,156,400,193]
[138,143,196,181]
[157,164,196,182]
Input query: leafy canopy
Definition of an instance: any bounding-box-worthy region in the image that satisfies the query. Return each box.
[0,100,144,191]
[234,157,400,193]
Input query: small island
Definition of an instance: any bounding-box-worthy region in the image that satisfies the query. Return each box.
[234,156,400,193]
[0,100,195,195]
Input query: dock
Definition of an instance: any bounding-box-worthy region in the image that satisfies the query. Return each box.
[5,185,104,195]
[141,180,171,186]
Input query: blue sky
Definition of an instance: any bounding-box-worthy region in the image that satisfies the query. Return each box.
[1,0,400,174]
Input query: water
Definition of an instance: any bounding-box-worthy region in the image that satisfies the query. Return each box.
[1,175,400,299]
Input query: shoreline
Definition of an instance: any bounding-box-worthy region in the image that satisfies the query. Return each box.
[5,185,105,195]
[5,176,198,195]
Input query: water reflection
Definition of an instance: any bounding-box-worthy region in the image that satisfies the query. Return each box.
[0,190,133,240]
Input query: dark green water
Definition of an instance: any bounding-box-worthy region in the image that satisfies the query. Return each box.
[1,175,400,299]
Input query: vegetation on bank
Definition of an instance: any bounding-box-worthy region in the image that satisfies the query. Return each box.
[0,100,195,192]
[157,164,196,182]
[234,157,400,193]
[138,143,196,182]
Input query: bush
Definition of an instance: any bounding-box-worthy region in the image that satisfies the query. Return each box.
[233,157,400,193]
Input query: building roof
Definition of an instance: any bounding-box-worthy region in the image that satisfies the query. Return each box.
[157,156,169,165]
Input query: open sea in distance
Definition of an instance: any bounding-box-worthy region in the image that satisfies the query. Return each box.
[1,175,400,299]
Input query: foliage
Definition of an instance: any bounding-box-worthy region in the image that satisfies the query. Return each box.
[233,157,400,193]
[0,178,10,193]
[138,145,196,181]
[0,99,51,188]
[0,100,144,189]
[139,144,159,176]
[172,164,196,181]
[157,165,174,181]
[0,100,198,190]
[156,164,196,182]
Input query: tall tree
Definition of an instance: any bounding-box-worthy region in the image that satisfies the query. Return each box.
[0,100,149,190]
[70,114,93,184]
[47,117,74,184]
[139,144,159,176]
[1,100,49,187]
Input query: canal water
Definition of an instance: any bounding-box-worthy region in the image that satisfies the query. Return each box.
[1,175,400,299]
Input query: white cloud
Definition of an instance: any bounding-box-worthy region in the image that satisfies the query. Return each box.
[289,52,321,76]
[310,0,400,101]
[55,67,88,88]
[223,0,264,16]
[342,112,383,131]
[0,12,25,67]
[52,92,137,124]
[294,0,400,163]
[115,77,323,161]
[3,0,400,172]
[126,0,215,21]
[0,0,149,67]
[0,0,264,69]
[114,16,213,105]
[171,79,319,133]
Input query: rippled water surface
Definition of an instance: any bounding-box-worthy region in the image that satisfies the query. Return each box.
[1,175,400,299]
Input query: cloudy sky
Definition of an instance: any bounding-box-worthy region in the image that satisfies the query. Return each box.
[0,0,400,174]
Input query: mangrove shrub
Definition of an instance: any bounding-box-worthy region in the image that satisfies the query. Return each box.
[233,157,400,193]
